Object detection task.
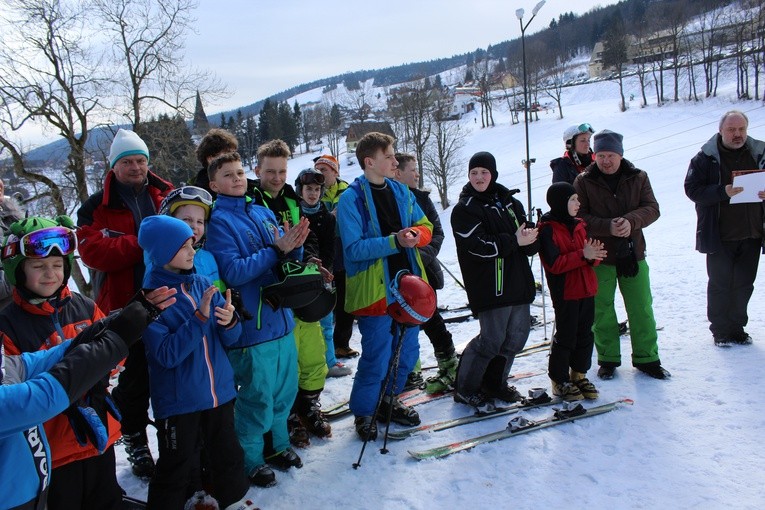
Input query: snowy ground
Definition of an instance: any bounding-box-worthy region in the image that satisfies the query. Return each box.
[117,74,765,509]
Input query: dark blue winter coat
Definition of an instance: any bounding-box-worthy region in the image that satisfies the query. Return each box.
[685,134,765,253]
[143,267,240,419]
[0,342,70,509]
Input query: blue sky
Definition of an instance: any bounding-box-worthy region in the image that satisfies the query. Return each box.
[188,0,619,112]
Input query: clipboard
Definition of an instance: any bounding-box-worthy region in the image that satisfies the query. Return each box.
[730,169,765,204]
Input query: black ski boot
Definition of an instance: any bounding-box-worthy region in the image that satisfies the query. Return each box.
[296,389,332,438]
[354,416,378,441]
[266,447,303,471]
[122,431,155,479]
[378,395,421,426]
[287,411,310,448]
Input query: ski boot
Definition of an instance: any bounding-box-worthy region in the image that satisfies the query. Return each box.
[122,431,155,479]
[425,352,458,394]
[287,411,310,448]
[570,371,599,399]
[296,389,332,438]
[378,395,421,426]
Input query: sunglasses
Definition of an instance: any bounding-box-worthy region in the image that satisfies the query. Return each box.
[299,172,325,186]
[2,227,78,260]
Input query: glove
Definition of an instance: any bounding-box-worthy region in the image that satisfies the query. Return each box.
[64,399,109,453]
[63,380,122,453]
[615,239,639,278]
[107,301,151,349]
[230,288,254,321]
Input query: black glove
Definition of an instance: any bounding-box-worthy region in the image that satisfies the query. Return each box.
[108,301,152,349]
[229,288,253,321]
[615,238,639,278]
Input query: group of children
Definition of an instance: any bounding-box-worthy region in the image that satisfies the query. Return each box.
[0,123,626,510]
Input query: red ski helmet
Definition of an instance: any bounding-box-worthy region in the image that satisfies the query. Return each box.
[387,270,436,326]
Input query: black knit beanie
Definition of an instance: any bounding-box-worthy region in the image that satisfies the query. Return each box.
[546,182,577,222]
[468,151,498,184]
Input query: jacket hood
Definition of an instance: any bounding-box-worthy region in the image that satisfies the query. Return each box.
[700,133,765,161]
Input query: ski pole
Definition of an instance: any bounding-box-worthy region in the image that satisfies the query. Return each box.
[535,208,548,340]
[437,259,465,290]
[353,318,406,468]
[380,322,407,454]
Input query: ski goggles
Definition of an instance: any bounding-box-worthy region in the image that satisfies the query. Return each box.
[576,123,595,134]
[298,172,325,186]
[2,226,78,260]
[167,186,213,206]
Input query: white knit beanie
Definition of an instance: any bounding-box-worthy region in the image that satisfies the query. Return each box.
[109,129,150,168]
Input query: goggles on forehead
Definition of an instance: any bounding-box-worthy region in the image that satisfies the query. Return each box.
[577,123,595,134]
[299,172,325,186]
[170,186,213,205]
[2,226,78,260]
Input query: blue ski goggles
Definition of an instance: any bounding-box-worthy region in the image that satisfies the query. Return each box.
[2,226,78,260]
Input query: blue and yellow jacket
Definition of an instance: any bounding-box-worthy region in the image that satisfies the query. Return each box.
[337,176,432,316]
[205,194,303,346]
[143,267,240,419]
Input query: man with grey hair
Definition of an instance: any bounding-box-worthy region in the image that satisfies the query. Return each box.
[685,110,765,347]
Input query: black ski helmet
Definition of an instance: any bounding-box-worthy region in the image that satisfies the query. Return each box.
[293,283,336,322]
[262,259,324,310]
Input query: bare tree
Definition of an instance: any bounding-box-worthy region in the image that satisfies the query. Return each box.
[94,0,227,130]
[543,61,567,119]
[0,0,111,296]
[387,82,434,188]
[423,101,467,209]
[602,13,629,112]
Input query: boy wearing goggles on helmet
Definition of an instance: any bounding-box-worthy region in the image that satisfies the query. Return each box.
[0,216,124,509]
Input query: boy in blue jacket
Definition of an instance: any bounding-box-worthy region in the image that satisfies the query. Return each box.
[205,151,310,488]
[139,215,256,510]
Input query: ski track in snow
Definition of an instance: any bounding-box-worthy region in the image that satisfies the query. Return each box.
[113,72,765,509]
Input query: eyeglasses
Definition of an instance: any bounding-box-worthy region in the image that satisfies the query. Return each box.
[578,123,595,134]
[2,227,78,260]
[298,172,325,186]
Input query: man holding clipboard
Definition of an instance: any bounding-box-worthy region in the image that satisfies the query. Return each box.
[685,110,765,347]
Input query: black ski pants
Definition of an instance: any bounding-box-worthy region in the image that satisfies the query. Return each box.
[548,296,595,383]
[111,339,151,437]
[706,238,761,338]
[48,446,122,510]
[147,401,249,510]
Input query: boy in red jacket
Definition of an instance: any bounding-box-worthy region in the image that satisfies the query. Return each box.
[538,183,607,401]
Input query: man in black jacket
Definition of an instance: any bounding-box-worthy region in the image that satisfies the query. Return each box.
[394,153,458,394]
[685,110,765,347]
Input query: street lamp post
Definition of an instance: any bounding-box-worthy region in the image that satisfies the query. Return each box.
[516,0,545,221]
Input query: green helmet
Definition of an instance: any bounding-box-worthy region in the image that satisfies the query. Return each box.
[1,215,77,288]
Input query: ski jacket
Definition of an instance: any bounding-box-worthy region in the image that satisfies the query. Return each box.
[550,150,592,184]
[684,134,765,254]
[451,182,538,313]
[0,342,70,510]
[573,160,660,265]
[302,203,336,272]
[411,187,445,290]
[77,170,173,312]
[538,215,599,301]
[249,181,320,260]
[321,179,349,213]
[142,267,240,419]
[337,176,432,316]
[0,287,120,469]
[205,194,302,346]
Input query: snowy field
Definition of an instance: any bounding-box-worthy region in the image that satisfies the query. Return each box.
[116,74,765,509]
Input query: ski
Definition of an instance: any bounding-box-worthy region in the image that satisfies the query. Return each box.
[401,369,545,407]
[325,370,545,421]
[408,399,633,460]
[122,495,147,509]
[388,390,562,440]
